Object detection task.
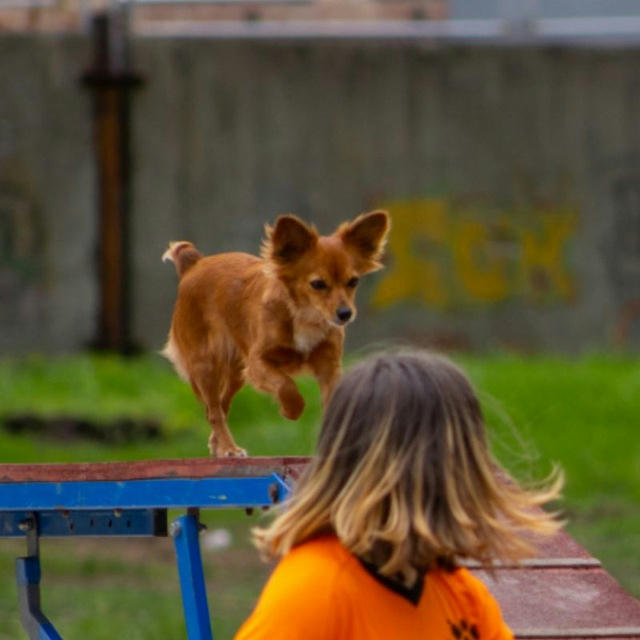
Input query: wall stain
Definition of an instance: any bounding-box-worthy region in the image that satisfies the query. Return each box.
[0,184,42,288]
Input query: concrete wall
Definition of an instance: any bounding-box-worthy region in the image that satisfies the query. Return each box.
[2,36,640,354]
[0,35,95,354]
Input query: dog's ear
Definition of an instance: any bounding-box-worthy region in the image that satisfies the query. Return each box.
[262,215,318,265]
[340,210,390,273]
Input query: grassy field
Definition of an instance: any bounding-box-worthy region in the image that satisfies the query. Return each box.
[0,352,638,639]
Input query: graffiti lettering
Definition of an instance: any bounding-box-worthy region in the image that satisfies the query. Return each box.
[373,198,578,310]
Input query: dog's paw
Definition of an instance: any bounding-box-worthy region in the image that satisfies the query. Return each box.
[278,385,305,420]
[223,446,248,458]
[208,433,248,458]
[211,444,248,458]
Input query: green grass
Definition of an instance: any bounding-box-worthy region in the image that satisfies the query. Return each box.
[0,354,321,461]
[0,352,638,638]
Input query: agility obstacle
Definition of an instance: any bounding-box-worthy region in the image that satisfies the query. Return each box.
[0,457,307,640]
[1,457,639,639]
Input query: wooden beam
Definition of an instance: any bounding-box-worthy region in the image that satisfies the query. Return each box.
[0,456,310,484]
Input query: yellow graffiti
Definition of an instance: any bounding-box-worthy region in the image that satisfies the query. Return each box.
[373,199,450,308]
[373,199,577,309]
[452,218,509,303]
[520,211,576,301]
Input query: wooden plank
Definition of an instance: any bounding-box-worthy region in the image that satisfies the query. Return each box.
[474,567,640,636]
[0,457,310,484]
[523,529,597,561]
[463,530,601,569]
[463,557,601,569]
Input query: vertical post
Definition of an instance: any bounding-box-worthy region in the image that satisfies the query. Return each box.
[15,514,63,640]
[82,7,142,354]
[171,513,214,640]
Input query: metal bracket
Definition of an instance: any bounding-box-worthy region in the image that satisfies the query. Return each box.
[1,508,167,537]
[0,466,297,639]
[15,513,63,640]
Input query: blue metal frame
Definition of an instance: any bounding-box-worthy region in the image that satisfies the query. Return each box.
[14,515,63,640]
[172,514,214,640]
[16,555,63,640]
[0,471,293,640]
[0,473,289,510]
[0,508,166,537]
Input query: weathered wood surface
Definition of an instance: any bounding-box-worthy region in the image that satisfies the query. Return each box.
[476,529,640,639]
[0,457,309,484]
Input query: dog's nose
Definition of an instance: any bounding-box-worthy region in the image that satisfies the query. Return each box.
[336,306,353,323]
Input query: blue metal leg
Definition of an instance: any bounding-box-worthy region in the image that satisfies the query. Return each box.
[171,513,213,640]
[15,516,63,640]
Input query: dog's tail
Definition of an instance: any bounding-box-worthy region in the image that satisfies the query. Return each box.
[162,241,203,278]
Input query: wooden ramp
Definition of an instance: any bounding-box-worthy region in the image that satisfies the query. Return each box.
[473,530,640,639]
[0,457,638,639]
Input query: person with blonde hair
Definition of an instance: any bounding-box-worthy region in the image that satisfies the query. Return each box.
[235,351,563,640]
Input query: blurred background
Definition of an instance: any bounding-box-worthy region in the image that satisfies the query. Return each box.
[0,0,639,637]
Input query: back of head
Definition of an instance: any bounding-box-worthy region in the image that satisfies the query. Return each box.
[254,351,563,583]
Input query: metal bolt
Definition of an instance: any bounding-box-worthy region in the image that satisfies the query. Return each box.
[169,521,182,538]
[269,483,280,504]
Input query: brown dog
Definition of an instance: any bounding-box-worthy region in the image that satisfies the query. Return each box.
[162,211,390,457]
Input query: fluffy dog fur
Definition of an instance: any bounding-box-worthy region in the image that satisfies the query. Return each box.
[162,210,390,457]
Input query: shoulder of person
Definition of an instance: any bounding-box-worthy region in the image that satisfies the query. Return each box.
[275,534,355,589]
[432,566,498,607]
[234,536,354,640]
[259,535,356,609]
[434,567,514,640]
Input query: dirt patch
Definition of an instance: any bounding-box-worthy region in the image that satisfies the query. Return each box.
[2,414,163,444]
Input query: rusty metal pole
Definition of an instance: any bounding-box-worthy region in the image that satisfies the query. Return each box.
[82,7,142,354]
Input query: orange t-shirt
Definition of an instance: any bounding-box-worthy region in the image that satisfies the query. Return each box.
[235,535,514,640]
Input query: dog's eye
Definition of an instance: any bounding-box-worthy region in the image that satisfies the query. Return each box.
[310,279,327,290]
[346,277,359,288]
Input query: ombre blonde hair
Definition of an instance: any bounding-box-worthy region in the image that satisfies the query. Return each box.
[254,351,563,585]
